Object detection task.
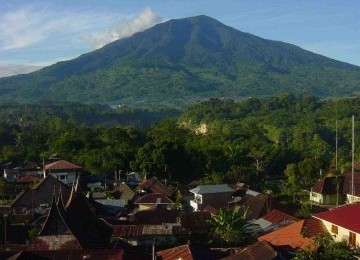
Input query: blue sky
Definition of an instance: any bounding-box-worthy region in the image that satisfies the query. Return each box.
[1,0,359,67]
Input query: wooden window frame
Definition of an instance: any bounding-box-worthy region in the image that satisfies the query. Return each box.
[331,225,338,235]
[349,232,356,247]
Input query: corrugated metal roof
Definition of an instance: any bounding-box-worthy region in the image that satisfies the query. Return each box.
[190,184,234,194]
[313,203,360,233]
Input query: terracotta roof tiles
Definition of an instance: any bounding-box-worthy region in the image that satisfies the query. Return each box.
[44,160,82,171]
[262,209,299,224]
[157,244,193,260]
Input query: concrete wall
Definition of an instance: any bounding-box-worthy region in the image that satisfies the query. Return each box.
[320,219,360,252]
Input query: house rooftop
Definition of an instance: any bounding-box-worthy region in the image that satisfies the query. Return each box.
[156,244,193,260]
[313,203,360,233]
[262,209,299,225]
[222,241,277,260]
[44,159,82,171]
[312,176,344,194]
[258,218,325,250]
[190,184,234,194]
[135,193,174,204]
[137,177,175,197]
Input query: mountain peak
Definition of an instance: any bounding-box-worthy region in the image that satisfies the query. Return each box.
[0,15,358,109]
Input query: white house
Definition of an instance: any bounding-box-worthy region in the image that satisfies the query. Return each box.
[313,203,360,252]
[189,184,234,211]
[43,160,82,185]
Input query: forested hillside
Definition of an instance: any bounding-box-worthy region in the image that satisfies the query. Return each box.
[0,15,359,109]
[1,95,359,193]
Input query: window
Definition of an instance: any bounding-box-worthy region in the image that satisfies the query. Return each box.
[331,225,338,235]
[349,232,356,247]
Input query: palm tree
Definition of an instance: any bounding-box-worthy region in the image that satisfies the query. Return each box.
[207,207,255,247]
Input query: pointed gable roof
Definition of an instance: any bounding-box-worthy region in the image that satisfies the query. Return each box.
[137,177,175,197]
[312,176,344,194]
[11,175,71,210]
[44,159,82,171]
[64,186,112,248]
[29,195,82,251]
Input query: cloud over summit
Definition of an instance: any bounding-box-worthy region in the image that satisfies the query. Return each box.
[82,7,162,50]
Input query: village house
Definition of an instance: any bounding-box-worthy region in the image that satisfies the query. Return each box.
[343,170,360,204]
[258,217,326,255]
[43,159,82,185]
[137,177,175,198]
[313,203,360,252]
[10,174,72,214]
[310,176,345,205]
[189,184,234,211]
[134,193,175,211]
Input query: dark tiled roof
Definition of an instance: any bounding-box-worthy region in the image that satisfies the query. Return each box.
[221,241,277,260]
[7,249,137,260]
[312,176,344,194]
[44,160,82,171]
[112,224,188,237]
[342,171,360,196]
[234,193,271,220]
[313,203,360,233]
[180,211,211,231]
[135,193,174,204]
[157,244,193,260]
[29,195,82,250]
[17,176,42,183]
[11,175,71,210]
[262,209,299,224]
[64,187,112,248]
[130,209,180,225]
[137,177,175,197]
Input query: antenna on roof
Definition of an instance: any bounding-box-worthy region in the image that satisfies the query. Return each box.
[336,119,338,171]
[352,115,355,198]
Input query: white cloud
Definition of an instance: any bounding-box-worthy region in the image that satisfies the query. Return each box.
[82,7,162,50]
[0,5,137,51]
[0,64,43,78]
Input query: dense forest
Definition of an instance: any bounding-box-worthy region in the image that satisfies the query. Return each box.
[0,94,359,194]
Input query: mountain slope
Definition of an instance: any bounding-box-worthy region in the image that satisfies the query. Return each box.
[0,15,359,109]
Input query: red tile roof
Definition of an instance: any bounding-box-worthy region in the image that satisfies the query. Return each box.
[17,175,42,183]
[222,241,277,260]
[258,218,325,250]
[135,193,174,205]
[313,203,360,233]
[262,209,299,224]
[137,177,175,197]
[203,205,219,216]
[157,244,193,260]
[44,160,82,171]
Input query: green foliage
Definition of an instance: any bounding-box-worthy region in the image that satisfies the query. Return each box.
[207,207,255,247]
[296,203,312,219]
[28,226,41,242]
[294,234,356,260]
[0,16,358,110]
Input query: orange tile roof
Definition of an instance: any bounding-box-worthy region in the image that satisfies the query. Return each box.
[44,160,82,171]
[262,209,299,224]
[157,244,193,260]
[258,219,324,250]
